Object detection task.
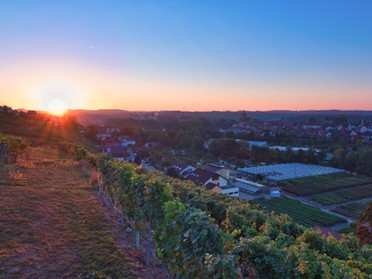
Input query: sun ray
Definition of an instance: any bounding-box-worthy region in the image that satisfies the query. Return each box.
[47,99,67,116]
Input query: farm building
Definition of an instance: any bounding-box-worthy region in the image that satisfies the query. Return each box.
[232,178,269,200]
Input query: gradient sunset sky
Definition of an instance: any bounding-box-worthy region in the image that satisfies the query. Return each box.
[1,1,371,111]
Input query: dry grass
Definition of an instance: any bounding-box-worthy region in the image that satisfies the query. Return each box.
[0,147,136,278]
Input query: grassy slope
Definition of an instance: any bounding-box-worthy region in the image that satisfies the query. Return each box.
[0,147,135,278]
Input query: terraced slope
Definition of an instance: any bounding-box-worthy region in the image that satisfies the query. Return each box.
[0,147,166,278]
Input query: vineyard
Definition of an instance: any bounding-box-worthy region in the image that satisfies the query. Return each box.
[2,140,372,278]
[333,201,370,219]
[310,185,372,205]
[254,198,346,227]
[280,172,372,196]
[91,153,372,278]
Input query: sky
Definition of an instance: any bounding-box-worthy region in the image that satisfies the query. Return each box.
[1,0,372,112]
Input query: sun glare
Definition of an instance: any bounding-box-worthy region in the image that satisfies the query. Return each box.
[47,99,68,115]
[31,80,84,115]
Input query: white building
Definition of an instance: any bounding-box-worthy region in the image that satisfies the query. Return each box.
[232,178,269,200]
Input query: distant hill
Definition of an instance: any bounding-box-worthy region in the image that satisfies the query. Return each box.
[68,109,132,124]
[69,109,372,124]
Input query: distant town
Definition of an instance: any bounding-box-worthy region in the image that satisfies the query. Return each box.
[68,108,370,234]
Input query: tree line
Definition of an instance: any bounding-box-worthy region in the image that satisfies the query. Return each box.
[331,147,372,176]
[208,138,326,166]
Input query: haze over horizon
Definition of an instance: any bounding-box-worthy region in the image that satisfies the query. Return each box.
[1,1,372,112]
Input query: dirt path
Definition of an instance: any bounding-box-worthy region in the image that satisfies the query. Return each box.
[0,147,169,279]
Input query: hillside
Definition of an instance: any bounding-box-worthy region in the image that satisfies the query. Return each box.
[0,147,167,278]
[0,106,96,149]
[1,127,371,278]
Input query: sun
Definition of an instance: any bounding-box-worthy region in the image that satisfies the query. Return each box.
[46,99,68,116]
[31,80,84,115]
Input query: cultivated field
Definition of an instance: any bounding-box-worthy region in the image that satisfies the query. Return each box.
[332,201,370,219]
[255,197,346,227]
[310,185,372,205]
[280,172,372,196]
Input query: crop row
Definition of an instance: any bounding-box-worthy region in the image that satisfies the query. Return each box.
[332,202,369,219]
[280,173,372,196]
[310,185,372,205]
[256,198,345,227]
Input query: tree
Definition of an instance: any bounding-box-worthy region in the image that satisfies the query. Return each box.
[166,167,178,178]
[356,149,372,176]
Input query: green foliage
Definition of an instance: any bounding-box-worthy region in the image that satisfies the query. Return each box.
[157,201,237,278]
[209,138,249,160]
[331,147,372,176]
[90,153,371,278]
[0,134,30,162]
[58,142,92,161]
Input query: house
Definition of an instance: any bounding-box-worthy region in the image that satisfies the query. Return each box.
[270,190,281,198]
[120,136,136,147]
[97,133,111,140]
[215,169,230,187]
[101,139,128,161]
[204,167,239,197]
[102,140,123,154]
[210,184,239,197]
[111,149,127,161]
[204,178,239,197]
[247,141,268,148]
[205,163,224,173]
[184,168,219,186]
[169,162,195,177]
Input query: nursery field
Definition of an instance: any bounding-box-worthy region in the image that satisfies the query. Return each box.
[280,172,372,196]
[310,185,372,205]
[256,198,346,227]
[332,201,370,220]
